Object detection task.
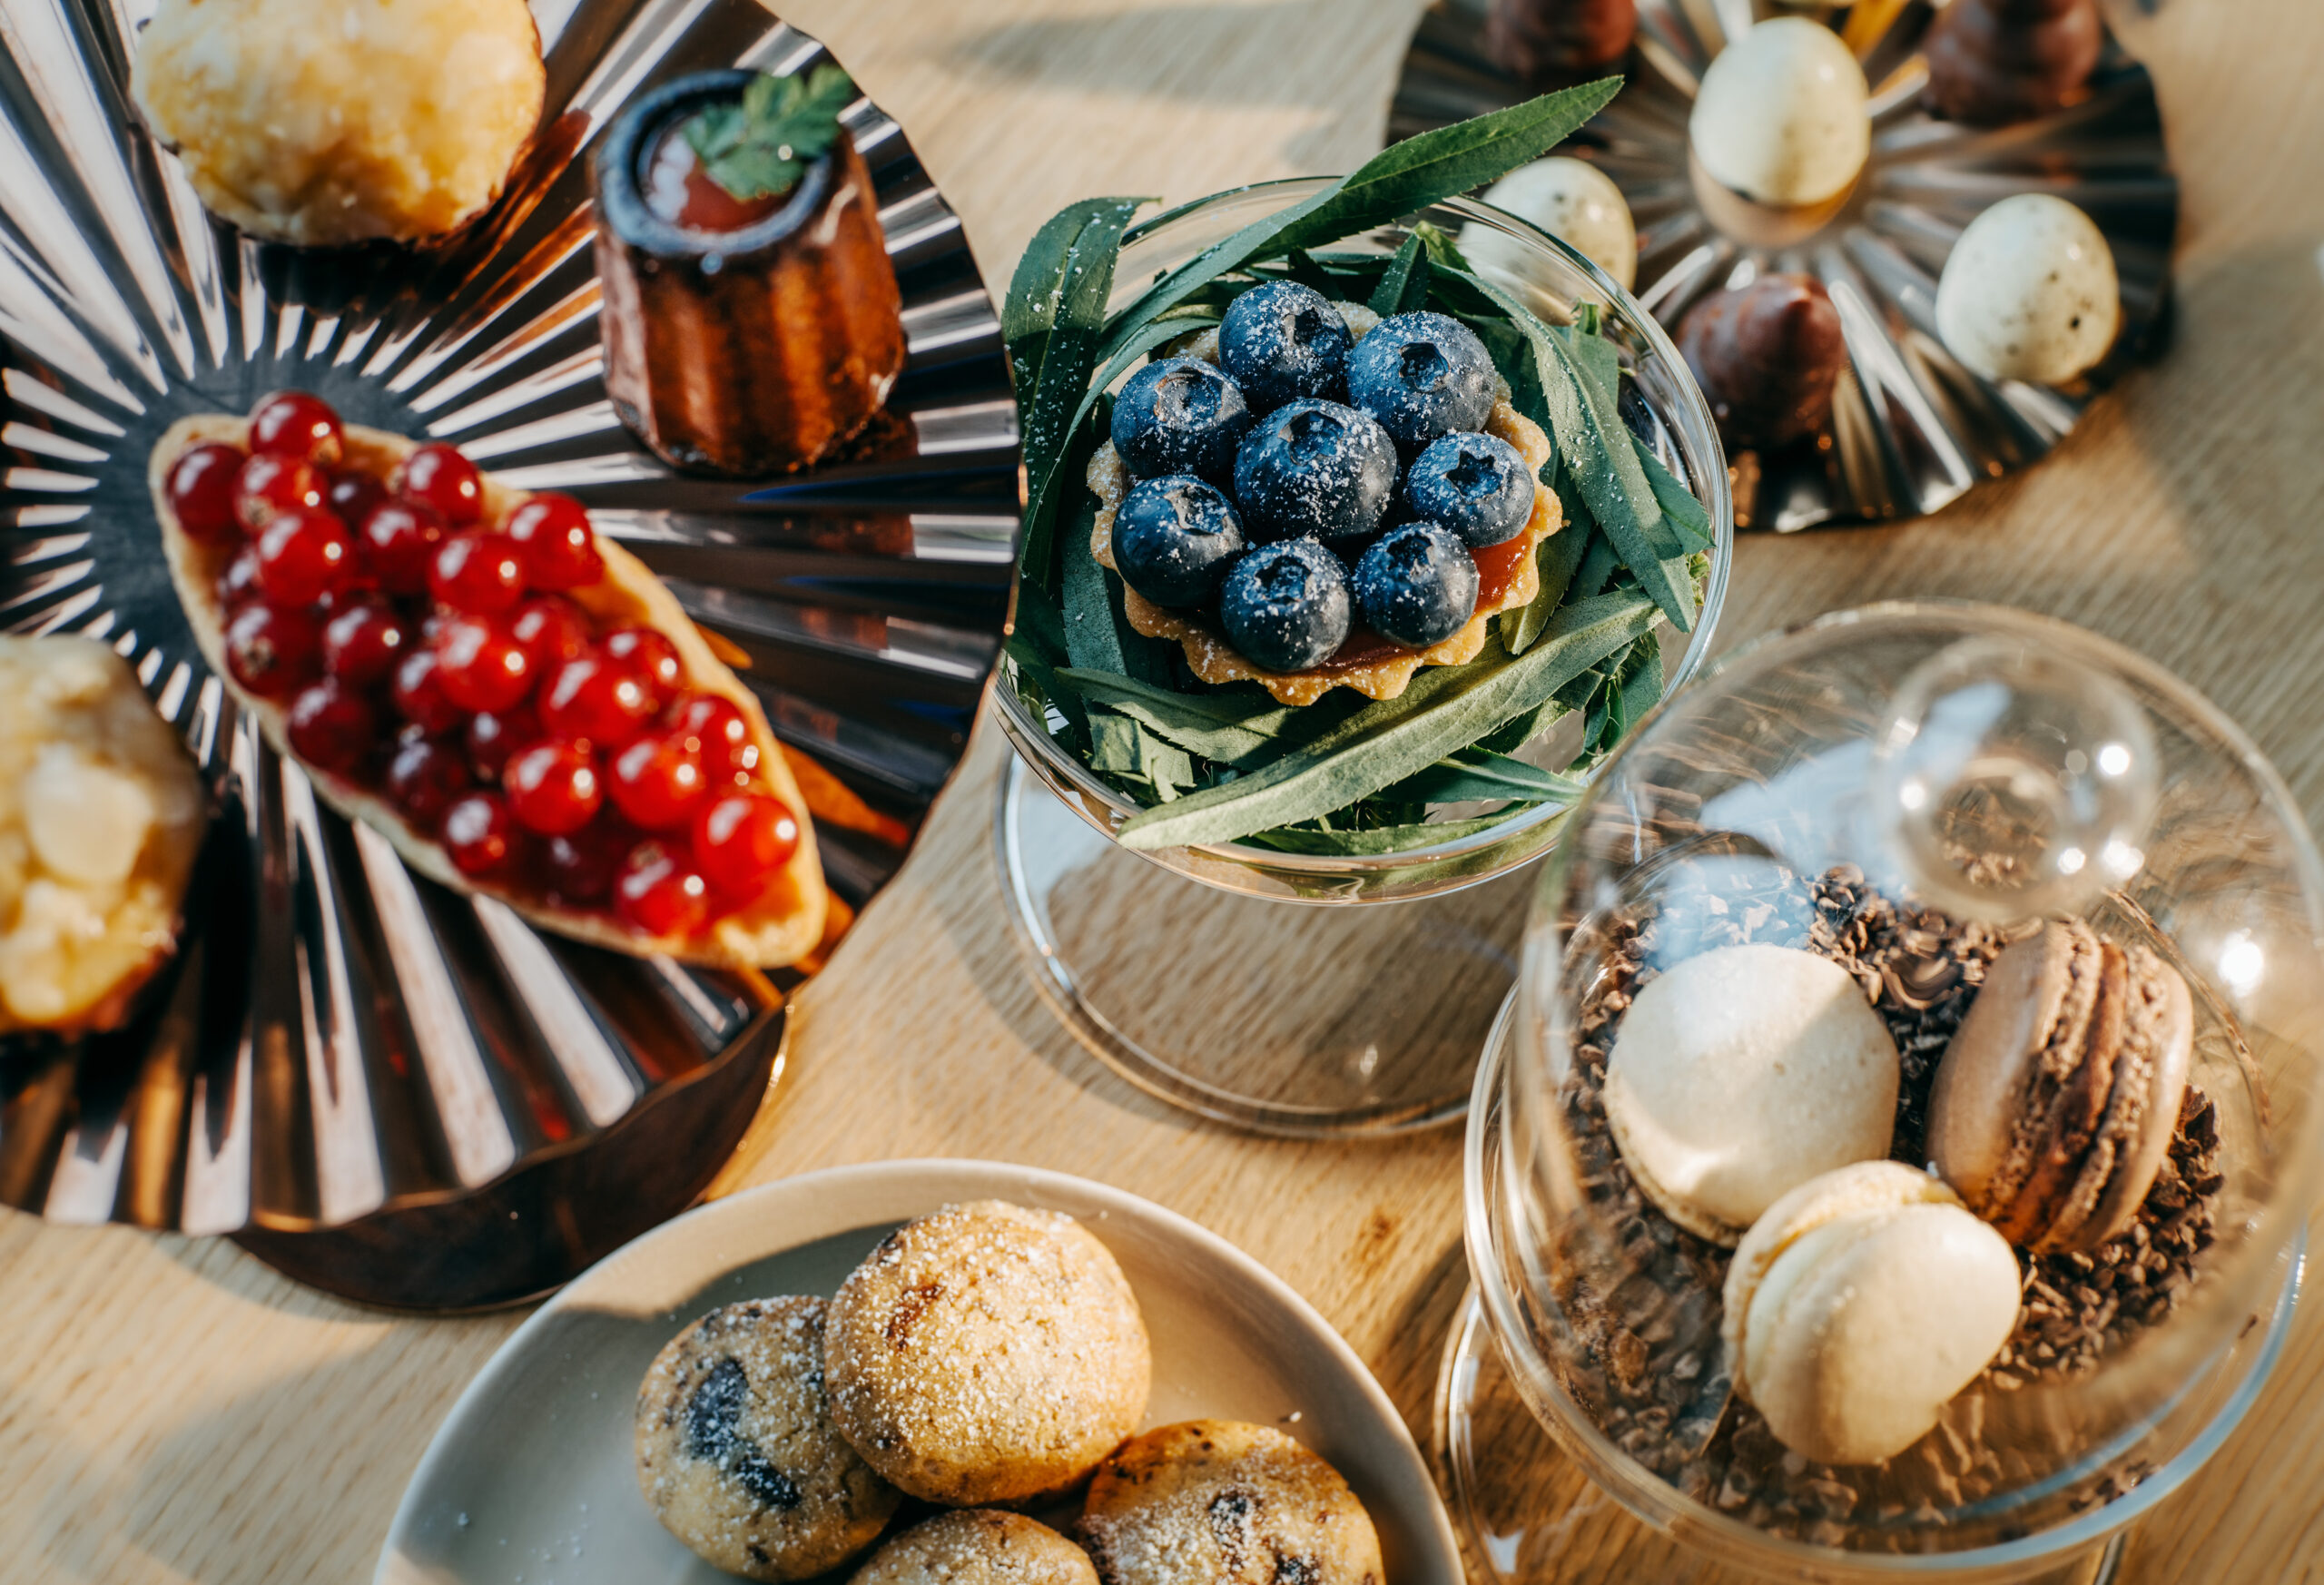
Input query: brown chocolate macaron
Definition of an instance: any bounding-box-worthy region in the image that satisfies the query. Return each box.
[1928,920,2193,1254]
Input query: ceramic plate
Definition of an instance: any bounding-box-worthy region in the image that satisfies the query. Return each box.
[378,1159,1462,1585]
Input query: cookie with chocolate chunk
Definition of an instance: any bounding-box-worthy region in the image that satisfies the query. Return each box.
[636,1296,901,1580]
[1078,1421,1381,1585]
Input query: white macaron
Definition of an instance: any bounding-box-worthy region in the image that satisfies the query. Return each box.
[1603,942,1900,1245]
[1723,1161,2023,1466]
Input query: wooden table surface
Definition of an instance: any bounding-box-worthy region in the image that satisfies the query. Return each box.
[5,1,2322,1580]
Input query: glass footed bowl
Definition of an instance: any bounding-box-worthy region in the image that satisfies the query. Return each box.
[992,179,1736,908]
[1461,601,2324,1578]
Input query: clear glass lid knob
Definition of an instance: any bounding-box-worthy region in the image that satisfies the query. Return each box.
[1870,634,2160,923]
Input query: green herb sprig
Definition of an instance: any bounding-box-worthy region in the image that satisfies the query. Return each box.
[685,64,856,203]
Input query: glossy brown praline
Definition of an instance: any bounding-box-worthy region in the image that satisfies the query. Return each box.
[1677,274,1847,452]
[593,69,905,477]
[1484,0,1638,83]
[1922,0,2104,127]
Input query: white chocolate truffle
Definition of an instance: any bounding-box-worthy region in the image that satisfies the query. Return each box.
[1462,156,1638,290]
[1935,193,2121,384]
[133,0,546,246]
[1603,943,1900,1245]
[1689,18,1870,206]
[1723,1162,2021,1466]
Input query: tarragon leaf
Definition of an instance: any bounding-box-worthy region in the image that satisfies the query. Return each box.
[1005,196,1151,591]
[1448,264,1697,630]
[1369,231,1430,318]
[1377,746,1589,804]
[1116,590,1659,849]
[1053,669,1306,766]
[1243,811,1534,855]
[1096,80,1621,367]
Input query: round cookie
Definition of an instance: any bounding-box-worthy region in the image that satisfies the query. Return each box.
[1078,1421,1383,1585]
[824,1200,1151,1505]
[637,1297,902,1581]
[851,1511,1099,1585]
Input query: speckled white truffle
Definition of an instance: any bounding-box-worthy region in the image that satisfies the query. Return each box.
[133,0,545,246]
[1689,18,1870,207]
[1462,156,1638,290]
[1935,193,2121,384]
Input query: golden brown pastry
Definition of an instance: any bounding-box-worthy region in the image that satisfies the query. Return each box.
[133,0,544,245]
[0,636,204,1034]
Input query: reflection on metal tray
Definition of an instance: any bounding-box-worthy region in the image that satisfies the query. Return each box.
[1392,0,2176,530]
[0,0,1019,1304]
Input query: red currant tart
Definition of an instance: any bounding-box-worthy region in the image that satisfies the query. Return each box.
[153,396,825,968]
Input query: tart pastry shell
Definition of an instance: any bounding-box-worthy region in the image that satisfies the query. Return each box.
[150,415,827,970]
[1088,399,1563,705]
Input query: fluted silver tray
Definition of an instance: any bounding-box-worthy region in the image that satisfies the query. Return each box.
[1393,0,2176,530]
[0,0,1019,1306]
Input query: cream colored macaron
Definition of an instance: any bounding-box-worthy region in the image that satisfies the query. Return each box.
[1724,1161,2022,1467]
[1935,193,2121,384]
[1462,156,1638,290]
[1689,18,1870,207]
[1604,943,1900,1245]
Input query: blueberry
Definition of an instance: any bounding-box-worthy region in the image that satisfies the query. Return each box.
[1111,358,1252,483]
[1112,475,1246,608]
[1404,430,1538,547]
[1345,311,1497,452]
[1352,522,1481,649]
[1219,539,1353,674]
[1219,281,1353,410]
[1231,399,1399,545]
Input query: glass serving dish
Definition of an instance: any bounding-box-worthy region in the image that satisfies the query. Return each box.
[991,181,1733,1136]
[1440,602,2323,1581]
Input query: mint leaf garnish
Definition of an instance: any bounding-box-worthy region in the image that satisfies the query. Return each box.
[684,64,856,203]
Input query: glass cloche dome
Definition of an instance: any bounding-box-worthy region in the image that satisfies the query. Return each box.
[1454,602,2323,1579]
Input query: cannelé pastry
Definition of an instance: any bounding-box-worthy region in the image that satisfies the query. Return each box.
[594,66,906,476]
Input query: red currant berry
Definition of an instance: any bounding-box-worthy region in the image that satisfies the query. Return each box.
[666,693,760,787]
[328,470,388,528]
[285,679,378,773]
[464,704,539,783]
[691,792,801,900]
[538,827,625,905]
[602,626,683,704]
[255,506,358,606]
[222,603,320,699]
[537,654,656,747]
[217,545,266,609]
[503,494,604,591]
[504,741,603,836]
[385,735,471,827]
[606,731,708,831]
[432,613,534,714]
[321,600,410,688]
[359,500,446,596]
[441,792,519,878]
[232,451,325,532]
[389,648,465,735]
[249,391,343,466]
[166,442,247,543]
[509,594,591,671]
[428,530,527,615]
[614,841,711,937]
[394,441,483,526]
